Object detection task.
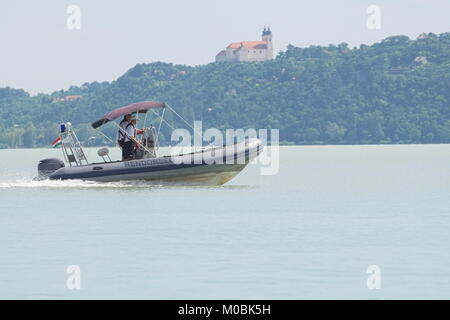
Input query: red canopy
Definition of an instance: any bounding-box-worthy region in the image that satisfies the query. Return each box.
[91,101,166,128]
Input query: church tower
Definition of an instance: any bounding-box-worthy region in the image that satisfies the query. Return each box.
[262,27,273,60]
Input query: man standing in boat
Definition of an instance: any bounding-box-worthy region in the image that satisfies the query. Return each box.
[121,114,144,161]
[117,114,132,149]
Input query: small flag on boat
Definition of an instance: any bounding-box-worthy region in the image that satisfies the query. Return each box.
[52,137,62,148]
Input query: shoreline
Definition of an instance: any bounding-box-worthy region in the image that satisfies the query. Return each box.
[1,143,450,151]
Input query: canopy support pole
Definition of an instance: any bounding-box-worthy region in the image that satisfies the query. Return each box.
[95,128,116,146]
[150,109,177,131]
[166,104,205,151]
[155,108,165,150]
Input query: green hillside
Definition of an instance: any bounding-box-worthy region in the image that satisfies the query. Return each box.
[1,32,449,148]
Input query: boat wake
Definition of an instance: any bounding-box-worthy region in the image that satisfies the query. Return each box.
[0,178,251,190]
[0,178,163,189]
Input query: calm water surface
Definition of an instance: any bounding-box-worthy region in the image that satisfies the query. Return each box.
[0,145,449,299]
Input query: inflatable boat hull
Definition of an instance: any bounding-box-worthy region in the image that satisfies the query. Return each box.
[45,139,263,185]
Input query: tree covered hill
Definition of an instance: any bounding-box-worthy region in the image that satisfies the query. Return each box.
[1,32,449,148]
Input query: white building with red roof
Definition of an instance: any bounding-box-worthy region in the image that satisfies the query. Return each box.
[216,27,273,62]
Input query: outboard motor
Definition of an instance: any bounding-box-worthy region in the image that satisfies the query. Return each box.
[37,158,65,180]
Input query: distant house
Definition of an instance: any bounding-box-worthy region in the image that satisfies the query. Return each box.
[216,27,273,62]
[65,95,82,101]
[52,95,82,103]
[52,98,65,103]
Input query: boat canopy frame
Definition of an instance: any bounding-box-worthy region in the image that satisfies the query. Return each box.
[91,101,167,129]
[89,101,169,157]
[55,100,210,166]
[91,100,205,151]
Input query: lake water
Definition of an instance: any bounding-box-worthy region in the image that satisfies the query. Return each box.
[0,145,449,299]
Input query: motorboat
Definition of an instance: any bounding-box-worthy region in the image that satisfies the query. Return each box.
[35,101,263,185]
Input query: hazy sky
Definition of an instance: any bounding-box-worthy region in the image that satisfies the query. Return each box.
[1,0,449,94]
